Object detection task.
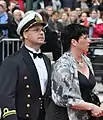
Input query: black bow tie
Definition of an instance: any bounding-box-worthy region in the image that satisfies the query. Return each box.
[26,48,43,59]
[33,53,43,59]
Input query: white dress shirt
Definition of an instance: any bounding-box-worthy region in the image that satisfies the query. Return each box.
[25,45,48,95]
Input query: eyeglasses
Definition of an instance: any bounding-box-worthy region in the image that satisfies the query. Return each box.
[26,27,46,33]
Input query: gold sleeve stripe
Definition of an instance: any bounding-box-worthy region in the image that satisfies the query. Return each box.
[3,108,16,118]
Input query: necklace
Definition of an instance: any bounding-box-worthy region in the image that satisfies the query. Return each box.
[76,60,84,68]
[77,61,84,68]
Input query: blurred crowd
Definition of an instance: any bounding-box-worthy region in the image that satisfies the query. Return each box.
[0,0,103,61]
[1,0,103,39]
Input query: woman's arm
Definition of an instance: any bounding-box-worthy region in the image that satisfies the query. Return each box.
[72,101,103,117]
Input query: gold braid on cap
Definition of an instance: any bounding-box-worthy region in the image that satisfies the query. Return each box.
[35,14,42,22]
[24,14,42,32]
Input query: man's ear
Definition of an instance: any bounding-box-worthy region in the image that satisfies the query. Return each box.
[23,31,27,39]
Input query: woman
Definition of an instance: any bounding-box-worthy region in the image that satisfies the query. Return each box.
[68,11,80,24]
[58,12,69,27]
[80,12,89,27]
[45,24,103,120]
[87,8,102,37]
[92,11,103,38]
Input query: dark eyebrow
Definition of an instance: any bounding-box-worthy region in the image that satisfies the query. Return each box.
[82,34,88,39]
[84,35,88,39]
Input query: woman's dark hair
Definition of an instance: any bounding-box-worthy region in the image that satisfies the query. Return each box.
[61,24,88,52]
[80,11,89,17]
[89,8,98,14]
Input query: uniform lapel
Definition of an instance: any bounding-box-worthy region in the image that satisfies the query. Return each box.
[42,55,51,97]
[20,46,42,95]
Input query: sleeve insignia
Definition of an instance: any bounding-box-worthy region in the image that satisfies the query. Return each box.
[2,108,16,118]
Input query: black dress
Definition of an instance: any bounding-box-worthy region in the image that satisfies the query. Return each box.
[78,70,103,120]
[45,70,101,120]
[78,70,96,104]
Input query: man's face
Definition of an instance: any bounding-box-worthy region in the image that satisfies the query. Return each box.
[75,8,81,16]
[23,24,45,48]
[47,7,53,16]
[52,13,60,22]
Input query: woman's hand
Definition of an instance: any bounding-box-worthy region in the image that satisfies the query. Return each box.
[90,104,103,117]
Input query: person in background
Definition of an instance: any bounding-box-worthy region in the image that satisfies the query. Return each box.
[92,11,103,38]
[7,2,16,14]
[0,11,51,120]
[8,0,24,11]
[68,10,80,24]
[45,24,103,120]
[92,10,103,38]
[51,0,61,11]
[0,0,13,38]
[10,7,24,38]
[91,0,100,9]
[76,0,89,12]
[39,9,62,61]
[48,10,64,60]
[48,10,63,32]
[92,21,103,38]
[87,8,101,37]
[63,7,71,16]
[99,0,103,11]
[80,11,89,27]
[45,6,53,17]
[75,7,82,17]
[58,12,69,27]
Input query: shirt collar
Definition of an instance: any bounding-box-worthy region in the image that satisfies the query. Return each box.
[25,45,41,54]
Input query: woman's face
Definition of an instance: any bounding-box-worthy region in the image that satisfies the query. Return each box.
[13,10,22,21]
[81,13,87,21]
[76,34,91,53]
[61,13,68,21]
[70,13,77,22]
[90,10,97,19]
